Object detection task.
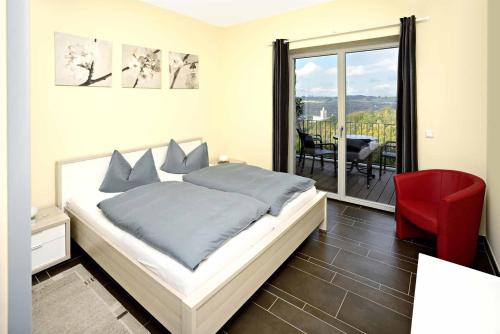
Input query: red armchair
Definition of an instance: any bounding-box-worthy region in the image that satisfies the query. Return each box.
[394,169,486,267]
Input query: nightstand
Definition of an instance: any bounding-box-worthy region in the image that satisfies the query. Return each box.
[210,158,246,165]
[31,206,71,274]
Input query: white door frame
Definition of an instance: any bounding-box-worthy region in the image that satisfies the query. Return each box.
[289,41,398,212]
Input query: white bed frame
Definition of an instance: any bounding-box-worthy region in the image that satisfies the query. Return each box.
[57,138,327,334]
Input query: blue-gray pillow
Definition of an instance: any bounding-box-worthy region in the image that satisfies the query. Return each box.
[160,139,209,174]
[99,149,160,193]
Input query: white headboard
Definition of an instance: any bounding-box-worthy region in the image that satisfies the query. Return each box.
[56,137,203,209]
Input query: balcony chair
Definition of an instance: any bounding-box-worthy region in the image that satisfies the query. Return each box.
[394,169,486,267]
[379,141,396,179]
[296,129,337,175]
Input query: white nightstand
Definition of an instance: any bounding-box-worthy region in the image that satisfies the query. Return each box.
[31,206,71,274]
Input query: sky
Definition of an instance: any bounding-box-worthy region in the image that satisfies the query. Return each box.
[295,47,398,97]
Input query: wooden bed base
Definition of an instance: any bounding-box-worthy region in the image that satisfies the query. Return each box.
[67,192,327,334]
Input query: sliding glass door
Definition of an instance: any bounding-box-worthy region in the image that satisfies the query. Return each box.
[290,42,398,211]
[291,54,339,195]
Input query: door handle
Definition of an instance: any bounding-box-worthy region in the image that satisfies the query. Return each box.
[339,126,344,138]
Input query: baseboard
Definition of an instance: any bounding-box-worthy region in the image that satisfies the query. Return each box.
[480,236,500,276]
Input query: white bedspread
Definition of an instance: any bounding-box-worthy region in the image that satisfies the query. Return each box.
[67,175,317,297]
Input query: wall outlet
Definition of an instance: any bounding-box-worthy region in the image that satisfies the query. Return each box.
[425,129,434,138]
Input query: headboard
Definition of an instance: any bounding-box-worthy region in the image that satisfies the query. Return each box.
[56,137,203,209]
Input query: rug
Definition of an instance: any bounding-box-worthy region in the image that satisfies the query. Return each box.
[32,264,149,334]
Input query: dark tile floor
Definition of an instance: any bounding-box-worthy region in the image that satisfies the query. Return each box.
[32,200,498,334]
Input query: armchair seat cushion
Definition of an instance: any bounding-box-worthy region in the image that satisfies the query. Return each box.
[398,200,439,234]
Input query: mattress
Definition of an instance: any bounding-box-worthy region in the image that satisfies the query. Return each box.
[67,174,317,297]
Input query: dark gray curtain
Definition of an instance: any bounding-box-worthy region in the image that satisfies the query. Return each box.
[272,39,289,172]
[396,16,418,173]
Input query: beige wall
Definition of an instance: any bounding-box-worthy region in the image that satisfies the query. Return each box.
[487,0,500,264]
[31,0,223,207]
[0,0,8,330]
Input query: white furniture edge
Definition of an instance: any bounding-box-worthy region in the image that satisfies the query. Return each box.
[57,138,328,334]
[412,254,500,334]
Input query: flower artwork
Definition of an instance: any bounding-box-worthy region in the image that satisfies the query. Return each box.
[169,52,199,89]
[54,32,112,87]
[122,45,162,89]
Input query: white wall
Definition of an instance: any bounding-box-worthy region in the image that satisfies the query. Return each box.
[487,0,500,266]
[0,0,8,331]
[6,0,32,332]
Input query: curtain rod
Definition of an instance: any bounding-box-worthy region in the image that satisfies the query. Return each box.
[268,16,430,46]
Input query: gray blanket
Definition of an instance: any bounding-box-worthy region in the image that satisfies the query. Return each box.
[183,164,315,216]
[97,181,269,270]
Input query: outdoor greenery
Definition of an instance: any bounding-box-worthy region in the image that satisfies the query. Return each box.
[296,104,397,168]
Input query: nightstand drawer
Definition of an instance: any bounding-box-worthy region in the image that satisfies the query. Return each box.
[32,224,65,247]
[32,236,66,271]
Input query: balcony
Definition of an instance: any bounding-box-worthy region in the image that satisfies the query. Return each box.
[295,119,396,206]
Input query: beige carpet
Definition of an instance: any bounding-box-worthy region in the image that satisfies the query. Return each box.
[32,264,149,334]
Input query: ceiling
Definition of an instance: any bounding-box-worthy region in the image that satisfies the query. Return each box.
[140,0,334,27]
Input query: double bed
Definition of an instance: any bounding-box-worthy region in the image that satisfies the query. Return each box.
[57,138,327,334]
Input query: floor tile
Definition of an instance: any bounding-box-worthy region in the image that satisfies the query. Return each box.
[268,265,347,317]
[264,284,306,309]
[287,256,335,282]
[225,302,302,334]
[312,231,370,257]
[308,257,381,289]
[333,250,411,293]
[368,249,418,273]
[297,238,340,263]
[332,273,413,317]
[330,222,395,250]
[302,305,365,334]
[251,288,278,309]
[409,273,417,297]
[269,299,344,334]
[35,271,50,283]
[379,285,414,303]
[337,292,412,334]
[474,251,495,275]
[390,239,434,260]
[352,220,396,235]
[343,206,395,226]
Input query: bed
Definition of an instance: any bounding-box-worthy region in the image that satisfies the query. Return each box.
[57,137,327,334]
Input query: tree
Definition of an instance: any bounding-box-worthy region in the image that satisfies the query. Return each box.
[296,97,305,118]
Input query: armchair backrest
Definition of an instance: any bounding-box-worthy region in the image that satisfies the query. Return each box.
[440,172,477,199]
[394,169,485,204]
[296,128,317,149]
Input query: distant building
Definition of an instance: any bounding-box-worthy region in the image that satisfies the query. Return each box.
[312,107,328,121]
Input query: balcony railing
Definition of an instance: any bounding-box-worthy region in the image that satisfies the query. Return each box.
[296,119,397,168]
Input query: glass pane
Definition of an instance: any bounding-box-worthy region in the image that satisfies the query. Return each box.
[294,54,338,194]
[345,48,398,205]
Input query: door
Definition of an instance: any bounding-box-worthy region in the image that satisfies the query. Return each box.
[290,42,398,211]
[290,53,339,195]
